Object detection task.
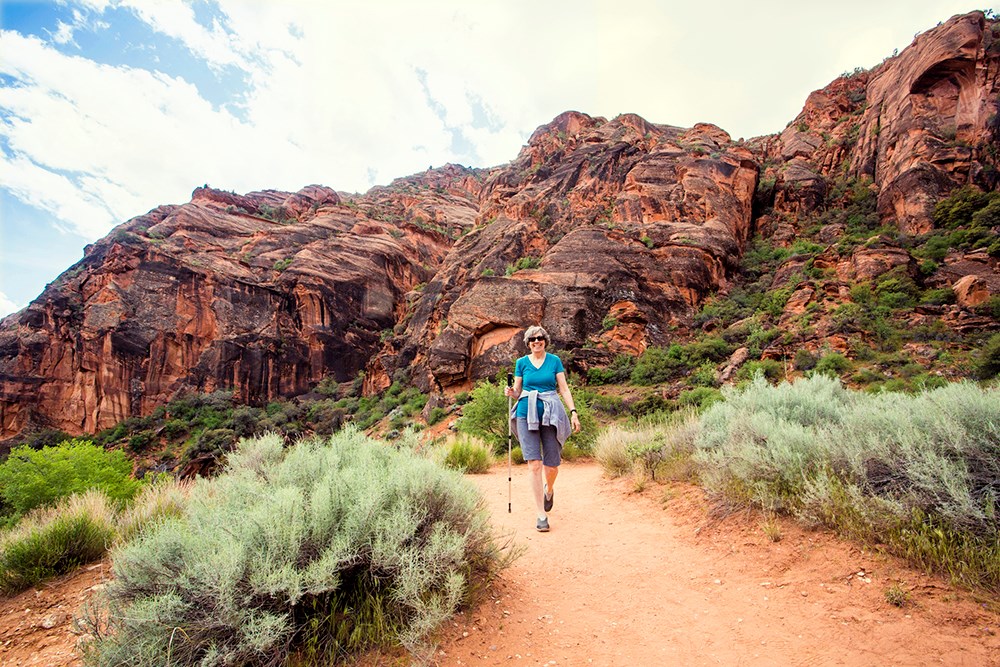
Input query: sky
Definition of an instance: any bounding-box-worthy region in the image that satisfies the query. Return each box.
[0,1,994,318]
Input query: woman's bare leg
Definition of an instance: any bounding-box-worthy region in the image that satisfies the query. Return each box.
[527,459,546,515]
[544,465,558,498]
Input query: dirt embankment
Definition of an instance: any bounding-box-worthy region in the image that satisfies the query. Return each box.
[2,462,998,666]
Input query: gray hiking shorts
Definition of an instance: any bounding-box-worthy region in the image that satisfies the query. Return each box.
[515,418,562,467]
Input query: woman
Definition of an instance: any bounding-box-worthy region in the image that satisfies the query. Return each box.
[504,325,581,532]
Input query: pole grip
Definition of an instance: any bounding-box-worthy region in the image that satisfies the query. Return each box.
[507,372,513,387]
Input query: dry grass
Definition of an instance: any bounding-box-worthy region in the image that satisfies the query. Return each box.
[114,478,192,544]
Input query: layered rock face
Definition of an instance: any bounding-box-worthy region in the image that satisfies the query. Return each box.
[3,11,1000,437]
[741,11,1000,356]
[0,168,482,435]
[757,11,1000,230]
[371,112,758,392]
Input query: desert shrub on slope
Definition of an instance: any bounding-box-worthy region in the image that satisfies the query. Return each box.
[0,491,115,594]
[440,434,494,473]
[0,479,190,595]
[693,375,1000,592]
[594,408,701,482]
[80,429,512,666]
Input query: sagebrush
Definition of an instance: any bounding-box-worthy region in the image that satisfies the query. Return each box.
[694,375,1000,592]
[80,429,513,666]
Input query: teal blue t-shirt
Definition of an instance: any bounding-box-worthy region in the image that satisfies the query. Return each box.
[514,353,565,419]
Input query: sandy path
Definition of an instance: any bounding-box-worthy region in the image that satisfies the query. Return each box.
[432,461,1000,667]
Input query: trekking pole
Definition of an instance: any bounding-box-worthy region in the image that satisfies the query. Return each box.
[507,371,514,513]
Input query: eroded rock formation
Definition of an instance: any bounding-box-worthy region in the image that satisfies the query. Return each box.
[0,169,483,435]
[3,11,1000,438]
[371,112,757,392]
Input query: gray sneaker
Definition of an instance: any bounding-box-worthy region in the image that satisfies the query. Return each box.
[544,489,554,512]
[536,516,550,532]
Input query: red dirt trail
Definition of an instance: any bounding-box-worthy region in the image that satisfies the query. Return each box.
[430,461,999,667]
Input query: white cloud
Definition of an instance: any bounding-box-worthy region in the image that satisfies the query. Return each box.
[0,153,117,237]
[50,21,78,46]
[0,290,23,318]
[115,0,255,71]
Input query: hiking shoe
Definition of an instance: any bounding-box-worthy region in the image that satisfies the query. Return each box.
[536,516,550,532]
[544,489,554,512]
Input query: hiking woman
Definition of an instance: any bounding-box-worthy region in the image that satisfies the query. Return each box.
[504,325,581,532]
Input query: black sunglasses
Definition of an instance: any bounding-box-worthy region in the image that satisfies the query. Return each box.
[527,336,546,343]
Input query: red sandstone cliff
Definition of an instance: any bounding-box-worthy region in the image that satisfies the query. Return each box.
[2,11,999,438]
[0,168,483,435]
[368,113,757,392]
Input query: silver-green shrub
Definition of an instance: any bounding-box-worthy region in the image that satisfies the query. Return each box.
[81,428,510,666]
[595,408,701,481]
[696,373,854,510]
[693,374,1000,590]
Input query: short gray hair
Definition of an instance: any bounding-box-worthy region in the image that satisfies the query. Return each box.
[523,325,550,345]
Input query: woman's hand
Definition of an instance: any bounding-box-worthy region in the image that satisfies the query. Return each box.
[571,413,581,432]
[504,386,516,398]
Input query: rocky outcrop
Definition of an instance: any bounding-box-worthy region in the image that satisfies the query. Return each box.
[3,12,1000,438]
[851,13,1000,233]
[756,11,1000,234]
[0,170,483,436]
[371,112,758,391]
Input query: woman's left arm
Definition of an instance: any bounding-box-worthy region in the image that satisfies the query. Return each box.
[556,372,581,432]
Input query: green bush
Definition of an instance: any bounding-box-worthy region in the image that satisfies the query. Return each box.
[628,393,672,416]
[595,409,701,481]
[973,333,1000,380]
[694,375,1000,592]
[925,187,1000,257]
[587,354,636,385]
[920,287,955,306]
[568,397,600,454]
[677,387,723,411]
[80,430,511,665]
[182,428,237,465]
[427,406,448,425]
[127,431,155,454]
[974,296,1000,320]
[813,352,852,377]
[0,491,116,594]
[933,185,992,229]
[456,379,509,452]
[684,337,732,364]
[744,321,779,357]
[505,256,541,275]
[630,339,731,386]
[441,435,494,473]
[794,349,818,371]
[0,441,140,519]
[735,359,783,384]
[586,392,626,416]
[631,346,686,384]
[686,362,718,388]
